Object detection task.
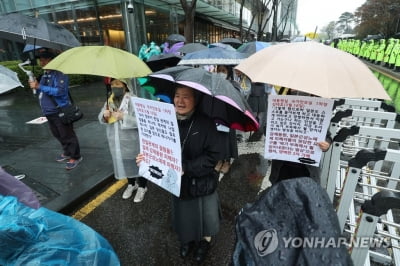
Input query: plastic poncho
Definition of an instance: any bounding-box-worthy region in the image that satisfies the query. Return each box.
[0,195,120,265]
[98,79,140,179]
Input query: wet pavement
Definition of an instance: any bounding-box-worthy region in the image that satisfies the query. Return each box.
[0,79,115,211]
[74,140,269,266]
[0,79,271,265]
[1,61,399,265]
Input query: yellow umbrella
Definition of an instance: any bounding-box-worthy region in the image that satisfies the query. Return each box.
[44,46,151,79]
[236,42,390,100]
[304,32,319,39]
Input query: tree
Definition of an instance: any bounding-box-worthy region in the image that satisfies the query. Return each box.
[270,0,280,41]
[277,0,296,40]
[238,0,246,40]
[242,0,273,41]
[336,12,354,34]
[354,0,400,38]
[180,0,197,43]
[256,0,274,41]
[320,21,336,40]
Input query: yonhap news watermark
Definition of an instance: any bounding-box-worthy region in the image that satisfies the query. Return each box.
[254,229,389,256]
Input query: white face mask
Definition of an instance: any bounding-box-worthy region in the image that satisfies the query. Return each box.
[218,72,227,80]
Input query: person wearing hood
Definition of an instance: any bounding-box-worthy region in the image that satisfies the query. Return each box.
[98,78,148,203]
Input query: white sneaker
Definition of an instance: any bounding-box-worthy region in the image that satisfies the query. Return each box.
[122,184,138,199]
[134,187,148,203]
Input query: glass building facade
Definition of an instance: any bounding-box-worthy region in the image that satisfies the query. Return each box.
[0,0,247,61]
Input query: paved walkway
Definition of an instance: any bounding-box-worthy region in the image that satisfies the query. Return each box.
[0,80,115,212]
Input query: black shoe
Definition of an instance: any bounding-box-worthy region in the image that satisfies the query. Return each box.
[180,241,195,258]
[194,239,210,263]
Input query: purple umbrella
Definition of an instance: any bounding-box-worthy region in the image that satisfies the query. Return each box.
[0,167,40,209]
[163,41,185,55]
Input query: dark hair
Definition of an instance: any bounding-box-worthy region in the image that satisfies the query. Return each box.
[36,48,56,59]
[217,65,234,80]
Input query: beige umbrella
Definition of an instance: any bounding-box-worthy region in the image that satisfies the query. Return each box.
[236,42,390,100]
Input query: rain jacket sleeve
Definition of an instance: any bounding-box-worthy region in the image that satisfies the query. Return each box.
[98,100,138,129]
[120,96,137,129]
[98,102,109,125]
[39,71,69,97]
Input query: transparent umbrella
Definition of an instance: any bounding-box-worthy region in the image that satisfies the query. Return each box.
[178,47,248,65]
[0,65,23,94]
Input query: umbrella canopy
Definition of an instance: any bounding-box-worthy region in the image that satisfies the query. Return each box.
[236,42,391,100]
[167,34,186,43]
[178,43,208,54]
[143,66,259,132]
[0,65,23,94]
[237,41,273,55]
[291,36,313,42]
[304,32,319,39]
[0,13,80,50]
[208,43,236,51]
[145,53,182,72]
[22,44,42,53]
[178,47,248,65]
[220,37,242,48]
[43,46,152,79]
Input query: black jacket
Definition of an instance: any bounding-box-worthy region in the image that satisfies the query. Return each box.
[178,111,222,199]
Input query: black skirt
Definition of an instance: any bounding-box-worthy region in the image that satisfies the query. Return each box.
[171,191,221,244]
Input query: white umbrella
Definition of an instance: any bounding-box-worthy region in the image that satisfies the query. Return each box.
[236,42,390,100]
[0,65,23,94]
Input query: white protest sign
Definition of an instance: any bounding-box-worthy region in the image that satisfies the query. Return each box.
[26,116,47,124]
[264,95,333,166]
[131,97,181,197]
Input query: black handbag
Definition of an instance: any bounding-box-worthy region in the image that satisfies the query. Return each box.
[187,170,219,197]
[51,91,83,124]
[58,104,83,124]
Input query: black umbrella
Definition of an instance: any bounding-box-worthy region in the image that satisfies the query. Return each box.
[178,43,208,54]
[142,66,259,132]
[232,177,351,265]
[167,34,186,43]
[145,53,182,72]
[0,13,80,50]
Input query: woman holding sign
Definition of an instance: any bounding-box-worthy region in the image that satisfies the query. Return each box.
[99,78,148,203]
[136,85,222,263]
[268,88,332,185]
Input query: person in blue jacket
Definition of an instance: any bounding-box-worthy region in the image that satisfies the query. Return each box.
[28,48,82,170]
